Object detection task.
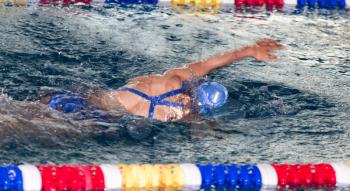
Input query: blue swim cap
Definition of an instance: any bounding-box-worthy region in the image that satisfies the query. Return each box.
[196,82,228,114]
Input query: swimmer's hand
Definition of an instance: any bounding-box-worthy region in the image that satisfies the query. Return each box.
[250,39,283,61]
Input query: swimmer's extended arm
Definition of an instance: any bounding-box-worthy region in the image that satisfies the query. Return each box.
[165,39,283,80]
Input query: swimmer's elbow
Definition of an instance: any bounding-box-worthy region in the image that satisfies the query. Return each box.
[164,62,210,81]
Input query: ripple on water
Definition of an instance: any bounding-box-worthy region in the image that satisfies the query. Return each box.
[0,5,349,164]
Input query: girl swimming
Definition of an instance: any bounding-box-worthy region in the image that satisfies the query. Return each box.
[46,39,283,122]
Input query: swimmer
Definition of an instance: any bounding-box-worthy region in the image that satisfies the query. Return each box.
[44,39,283,122]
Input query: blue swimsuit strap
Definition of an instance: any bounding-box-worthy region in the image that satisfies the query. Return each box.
[118,87,187,119]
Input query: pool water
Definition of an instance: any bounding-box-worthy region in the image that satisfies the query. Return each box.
[0,4,349,165]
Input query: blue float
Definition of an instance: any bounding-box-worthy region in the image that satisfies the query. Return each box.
[328,0,337,9]
[307,0,316,8]
[213,165,226,186]
[297,0,306,8]
[0,166,23,191]
[338,0,346,8]
[227,165,239,186]
[197,164,214,188]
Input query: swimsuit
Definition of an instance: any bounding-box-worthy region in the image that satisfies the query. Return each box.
[118,87,188,119]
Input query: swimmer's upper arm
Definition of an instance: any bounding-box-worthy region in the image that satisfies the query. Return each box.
[164,61,219,81]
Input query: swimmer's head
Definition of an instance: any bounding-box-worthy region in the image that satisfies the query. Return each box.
[196,82,228,114]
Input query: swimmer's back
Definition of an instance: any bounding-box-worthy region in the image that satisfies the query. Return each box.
[88,74,192,121]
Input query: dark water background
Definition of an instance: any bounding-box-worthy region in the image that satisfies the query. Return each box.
[0,4,349,165]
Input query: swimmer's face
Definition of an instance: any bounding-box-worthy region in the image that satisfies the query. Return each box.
[196,82,228,114]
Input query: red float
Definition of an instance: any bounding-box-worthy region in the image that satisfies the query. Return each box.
[274,0,284,9]
[314,164,336,186]
[272,164,289,186]
[253,0,265,6]
[245,0,254,6]
[88,165,105,191]
[235,0,245,8]
[77,166,93,191]
[38,165,59,191]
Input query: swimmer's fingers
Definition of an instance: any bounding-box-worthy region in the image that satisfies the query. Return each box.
[269,41,283,51]
[252,39,283,61]
[253,51,280,62]
[256,39,283,50]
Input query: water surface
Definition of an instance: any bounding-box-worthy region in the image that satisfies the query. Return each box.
[0,4,349,164]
